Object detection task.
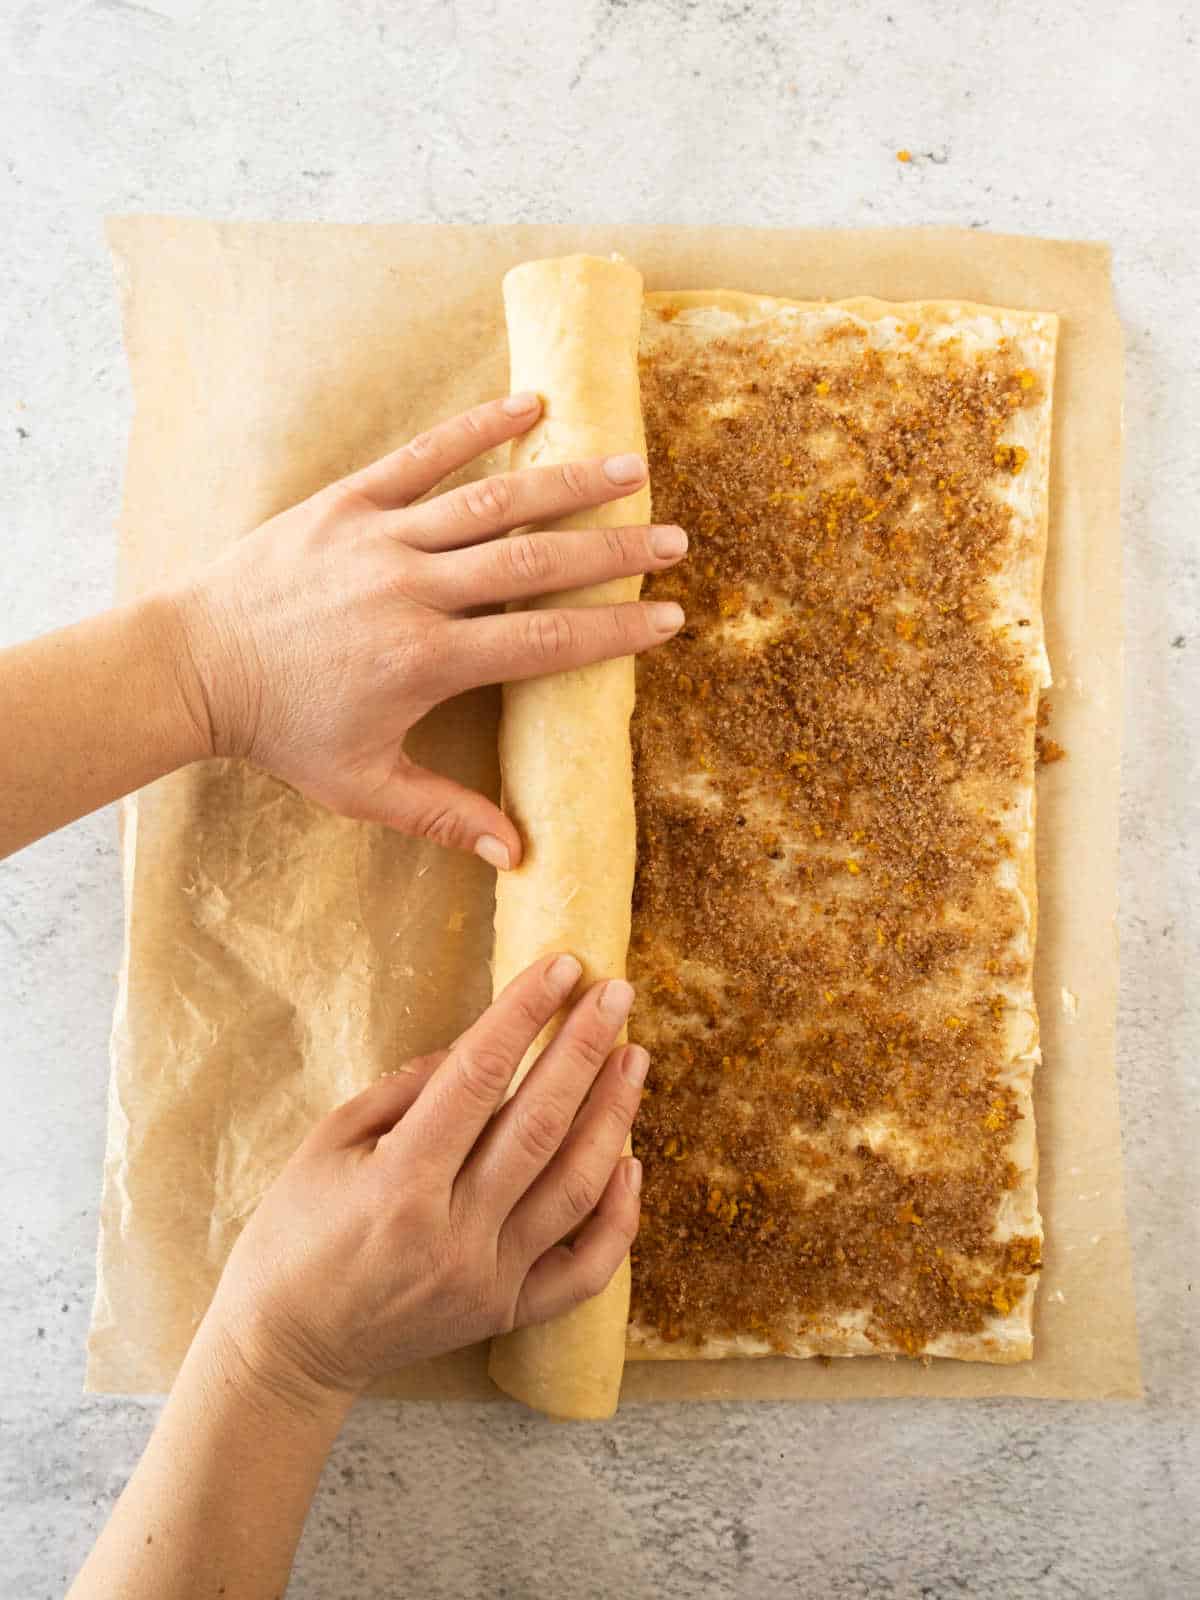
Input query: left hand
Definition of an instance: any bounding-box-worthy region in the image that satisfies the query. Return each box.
[171,393,686,870]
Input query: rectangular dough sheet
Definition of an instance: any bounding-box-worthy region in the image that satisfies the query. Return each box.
[626,290,1056,1365]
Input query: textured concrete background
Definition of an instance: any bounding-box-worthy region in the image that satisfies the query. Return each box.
[1,2,1197,1596]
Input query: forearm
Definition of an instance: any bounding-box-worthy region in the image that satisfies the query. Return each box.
[69,1315,352,1600]
[0,591,208,858]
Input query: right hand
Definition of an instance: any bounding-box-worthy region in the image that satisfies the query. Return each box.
[169,392,686,869]
[204,953,646,1403]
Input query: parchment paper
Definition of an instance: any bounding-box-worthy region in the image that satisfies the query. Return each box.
[88,220,1138,1403]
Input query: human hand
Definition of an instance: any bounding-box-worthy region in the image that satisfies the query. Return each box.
[204,953,645,1403]
[171,394,686,869]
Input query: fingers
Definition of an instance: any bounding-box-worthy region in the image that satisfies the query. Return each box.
[436,600,684,695]
[346,756,523,872]
[395,452,649,554]
[342,393,543,509]
[410,523,688,611]
[304,1052,447,1153]
[384,953,582,1176]
[457,980,637,1221]
[511,1158,642,1329]
[500,1041,647,1262]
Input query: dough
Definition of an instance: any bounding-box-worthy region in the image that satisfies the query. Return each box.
[488,256,650,1419]
[490,263,1056,1415]
[627,290,1055,1364]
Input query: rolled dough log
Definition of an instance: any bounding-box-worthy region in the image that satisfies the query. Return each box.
[488,255,650,1419]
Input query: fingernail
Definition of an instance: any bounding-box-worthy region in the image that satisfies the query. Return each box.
[626,1157,643,1196]
[622,1045,649,1087]
[650,525,688,559]
[502,391,541,415]
[603,453,647,485]
[598,978,635,1022]
[649,601,685,634]
[475,834,511,871]
[547,954,583,994]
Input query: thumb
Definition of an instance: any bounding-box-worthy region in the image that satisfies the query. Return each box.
[353,757,522,871]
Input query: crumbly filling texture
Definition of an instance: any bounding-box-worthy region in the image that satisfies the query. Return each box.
[628,303,1047,1356]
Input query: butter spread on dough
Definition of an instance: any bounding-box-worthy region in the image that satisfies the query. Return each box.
[627,291,1056,1365]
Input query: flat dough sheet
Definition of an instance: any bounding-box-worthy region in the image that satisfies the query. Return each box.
[626,289,1055,1367]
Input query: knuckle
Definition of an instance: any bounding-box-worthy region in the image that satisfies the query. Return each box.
[524,609,574,664]
[561,1165,601,1220]
[463,475,512,522]
[565,1027,608,1074]
[598,1095,635,1141]
[459,407,485,440]
[511,990,549,1035]
[514,1100,567,1163]
[415,803,466,850]
[323,483,372,522]
[558,460,589,499]
[454,1041,514,1107]
[406,430,440,464]
[613,603,642,645]
[601,525,630,566]
[507,534,557,587]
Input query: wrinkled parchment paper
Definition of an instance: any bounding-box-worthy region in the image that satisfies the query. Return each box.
[88,221,1138,1402]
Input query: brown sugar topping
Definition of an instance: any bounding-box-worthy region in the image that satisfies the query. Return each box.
[628,307,1046,1355]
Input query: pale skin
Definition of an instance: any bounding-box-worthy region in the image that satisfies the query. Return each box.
[0,394,689,1597]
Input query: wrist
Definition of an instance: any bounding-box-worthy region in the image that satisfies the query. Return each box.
[128,588,217,768]
[164,574,261,762]
[191,1306,358,1437]
[136,584,217,764]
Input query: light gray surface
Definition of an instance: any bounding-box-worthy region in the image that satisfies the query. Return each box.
[1,2,1196,1596]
